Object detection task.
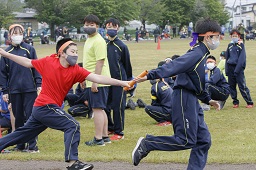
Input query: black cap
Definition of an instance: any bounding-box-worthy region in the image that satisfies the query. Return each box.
[158,61,166,67]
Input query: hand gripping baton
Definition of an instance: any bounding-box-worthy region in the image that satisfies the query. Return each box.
[123,70,148,91]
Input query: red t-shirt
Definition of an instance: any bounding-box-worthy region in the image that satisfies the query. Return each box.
[31,54,91,107]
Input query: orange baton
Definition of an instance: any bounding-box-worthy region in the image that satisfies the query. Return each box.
[123,70,148,91]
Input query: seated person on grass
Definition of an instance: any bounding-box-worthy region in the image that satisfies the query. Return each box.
[67,83,92,118]
[0,92,11,134]
[145,61,173,126]
[203,55,230,110]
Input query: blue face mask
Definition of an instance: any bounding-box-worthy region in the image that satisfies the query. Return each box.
[232,37,239,43]
[107,29,117,38]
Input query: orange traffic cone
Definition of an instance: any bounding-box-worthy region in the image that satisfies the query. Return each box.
[157,37,161,50]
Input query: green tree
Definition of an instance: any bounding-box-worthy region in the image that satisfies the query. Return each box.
[163,0,196,31]
[62,0,140,33]
[163,0,230,32]
[138,0,166,29]
[24,0,69,38]
[0,0,24,44]
[25,0,140,37]
[0,0,24,29]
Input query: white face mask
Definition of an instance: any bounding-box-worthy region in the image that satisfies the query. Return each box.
[206,62,215,70]
[11,35,23,45]
[207,38,220,50]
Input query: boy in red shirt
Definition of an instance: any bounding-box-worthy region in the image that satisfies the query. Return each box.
[0,38,129,170]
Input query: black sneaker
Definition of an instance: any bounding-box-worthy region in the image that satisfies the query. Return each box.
[85,137,105,146]
[103,137,111,144]
[127,99,136,110]
[132,137,149,166]
[87,111,94,119]
[22,146,40,153]
[67,160,94,170]
[137,99,147,108]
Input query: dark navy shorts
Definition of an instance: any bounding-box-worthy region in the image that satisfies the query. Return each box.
[88,86,109,109]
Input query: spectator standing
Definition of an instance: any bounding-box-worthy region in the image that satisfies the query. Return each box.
[135,28,139,43]
[237,23,246,43]
[83,14,111,146]
[0,24,41,152]
[3,31,8,45]
[153,27,160,43]
[104,18,133,141]
[172,25,177,38]
[54,26,62,42]
[217,51,228,81]
[225,29,253,108]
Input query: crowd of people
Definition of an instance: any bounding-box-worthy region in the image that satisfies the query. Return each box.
[0,16,254,170]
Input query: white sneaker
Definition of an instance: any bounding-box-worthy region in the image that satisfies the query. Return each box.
[201,103,210,111]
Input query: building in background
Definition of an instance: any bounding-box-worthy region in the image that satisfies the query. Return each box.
[225,0,256,29]
[13,8,49,31]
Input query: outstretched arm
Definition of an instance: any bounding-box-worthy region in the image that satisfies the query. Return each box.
[86,73,130,88]
[0,48,33,68]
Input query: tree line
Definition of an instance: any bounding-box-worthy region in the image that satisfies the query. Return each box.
[1,0,229,38]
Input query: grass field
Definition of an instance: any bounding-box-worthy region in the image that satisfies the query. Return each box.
[1,37,256,164]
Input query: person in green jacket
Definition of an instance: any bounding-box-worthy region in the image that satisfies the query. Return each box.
[217,51,228,81]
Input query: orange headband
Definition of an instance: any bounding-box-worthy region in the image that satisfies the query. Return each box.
[58,41,75,54]
[9,24,24,32]
[199,32,219,36]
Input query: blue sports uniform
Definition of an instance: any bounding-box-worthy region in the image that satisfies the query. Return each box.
[206,67,230,101]
[0,42,41,150]
[67,85,91,117]
[0,91,11,129]
[144,42,212,170]
[225,42,253,105]
[145,79,172,123]
[105,37,132,135]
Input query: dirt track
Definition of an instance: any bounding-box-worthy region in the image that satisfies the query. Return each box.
[1,160,256,170]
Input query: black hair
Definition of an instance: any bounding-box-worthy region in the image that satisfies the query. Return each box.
[195,18,221,42]
[78,62,83,67]
[207,55,216,61]
[230,29,240,36]
[56,38,76,54]
[220,51,226,57]
[83,14,100,25]
[105,18,120,27]
[171,55,180,60]
[158,61,166,67]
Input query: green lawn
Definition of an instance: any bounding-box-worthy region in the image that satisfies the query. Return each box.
[1,38,256,164]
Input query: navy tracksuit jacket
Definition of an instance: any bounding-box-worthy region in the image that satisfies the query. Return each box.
[144,42,212,170]
[225,42,253,105]
[66,84,91,117]
[105,37,132,135]
[145,79,173,123]
[206,67,230,101]
[0,42,41,150]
